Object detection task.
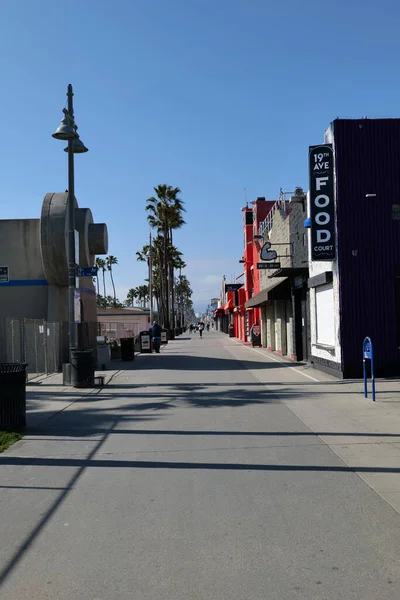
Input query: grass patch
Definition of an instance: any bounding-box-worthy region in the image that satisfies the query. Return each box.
[0,431,23,453]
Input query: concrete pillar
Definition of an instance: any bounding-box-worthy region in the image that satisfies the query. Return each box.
[275,300,287,355]
[267,303,275,351]
[286,300,294,359]
[260,304,267,347]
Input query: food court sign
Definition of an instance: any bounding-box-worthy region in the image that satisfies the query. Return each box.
[309,144,336,261]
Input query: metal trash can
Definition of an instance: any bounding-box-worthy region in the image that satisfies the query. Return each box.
[120,338,135,361]
[0,363,27,430]
[71,350,95,388]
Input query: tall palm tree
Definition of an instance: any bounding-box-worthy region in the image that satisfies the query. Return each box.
[94,257,104,295]
[96,257,107,298]
[126,288,137,307]
[137,236,164,322]
[146,185,185,330]
[136,284,149,307]
[106,255,118,307]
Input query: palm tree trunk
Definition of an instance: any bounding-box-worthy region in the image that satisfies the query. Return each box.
[96,274,100,295]
[163,218,169,330]
[110,268,116,306]
[170,228,175,333]
[102,270,106,298]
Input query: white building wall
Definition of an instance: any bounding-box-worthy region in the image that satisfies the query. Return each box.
[266,303,275,350]
[308,123,341,367]
[286,300,294,359]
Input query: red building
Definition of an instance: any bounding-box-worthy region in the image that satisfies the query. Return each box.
[236,198,275,342]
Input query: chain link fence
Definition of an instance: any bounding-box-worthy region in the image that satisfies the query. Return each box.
[0,319,142,379]
[0,318,64,380]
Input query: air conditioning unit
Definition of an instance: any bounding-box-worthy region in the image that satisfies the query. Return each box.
[290,187,306,204]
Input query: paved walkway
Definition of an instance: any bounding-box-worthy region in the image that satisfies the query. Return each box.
[1,332,400,599]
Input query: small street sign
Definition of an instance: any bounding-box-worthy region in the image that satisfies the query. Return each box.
[257,262,281,270]
[0,266,9,283]
[76,266,98,278]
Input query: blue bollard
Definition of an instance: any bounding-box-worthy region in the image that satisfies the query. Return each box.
[363,337,375,402]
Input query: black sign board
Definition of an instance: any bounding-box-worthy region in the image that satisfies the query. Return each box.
[225,283,242,292]
[257,262,281,270]
[0,266,9,283]
[309,144,336,261]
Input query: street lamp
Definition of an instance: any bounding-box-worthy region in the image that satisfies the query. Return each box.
[52,84,88,369]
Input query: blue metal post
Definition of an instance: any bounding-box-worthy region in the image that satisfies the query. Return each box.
[363,356,367,398]
[370,344,375,402]
[363,337,375,402]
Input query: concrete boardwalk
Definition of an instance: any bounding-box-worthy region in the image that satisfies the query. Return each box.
[1,332,400,599]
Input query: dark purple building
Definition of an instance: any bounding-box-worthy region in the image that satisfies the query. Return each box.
[308,118,400,378]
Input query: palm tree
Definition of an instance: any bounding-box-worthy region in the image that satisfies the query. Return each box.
[146,185,185,330]
[96,258,107,298]
[106,255,118,307]
[94,257,104,295]
[136,284,149,307]
[126,288,137,307]
[137,236,164,321]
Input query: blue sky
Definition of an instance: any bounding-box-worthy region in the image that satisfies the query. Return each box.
[1,0,399,310]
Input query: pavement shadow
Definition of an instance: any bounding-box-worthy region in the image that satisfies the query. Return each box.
[3,455,400,474]
[124,354,296,371]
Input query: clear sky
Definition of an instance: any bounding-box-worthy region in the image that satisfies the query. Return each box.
[1,0,399,310]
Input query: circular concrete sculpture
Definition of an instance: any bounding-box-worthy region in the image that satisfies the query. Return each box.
[75,208,95,268]
[88,223,108,256]
[40,192,108,287]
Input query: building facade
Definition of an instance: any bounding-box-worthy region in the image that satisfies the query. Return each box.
[309,118,400,377]
[236,198,275,342]
[245,194,309,360]
[215,118,400,379]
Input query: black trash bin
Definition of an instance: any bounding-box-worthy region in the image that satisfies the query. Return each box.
[228,324,235,338]
[0,363,27,430]
[120,338,135,361]
[71,350,95,388]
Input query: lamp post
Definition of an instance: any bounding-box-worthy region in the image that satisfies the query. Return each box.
[52,84,88,367]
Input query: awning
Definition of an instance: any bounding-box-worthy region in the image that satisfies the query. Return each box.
[214,308,224,317]
[245,290,268,308]
[223,298,234,312]
[244,278,289,308]
[268,267,308,278]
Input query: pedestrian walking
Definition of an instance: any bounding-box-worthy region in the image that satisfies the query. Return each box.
[149,320,162,353]
[199,321,205,338]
